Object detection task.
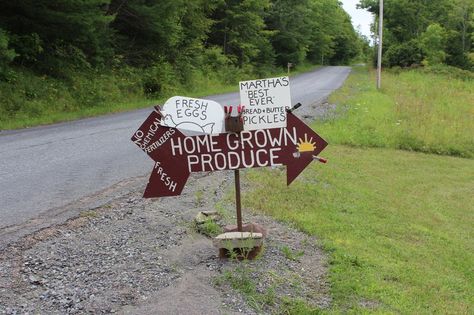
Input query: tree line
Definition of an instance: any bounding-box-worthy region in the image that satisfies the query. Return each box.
[0,0,362,84]
[359,0,474,70]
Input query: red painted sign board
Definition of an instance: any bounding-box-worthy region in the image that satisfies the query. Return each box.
[132,107,327,198]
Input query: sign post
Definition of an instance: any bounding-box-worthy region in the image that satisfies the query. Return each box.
[223,104,246,233]
[234,169,242,232]
[377,0,384,89]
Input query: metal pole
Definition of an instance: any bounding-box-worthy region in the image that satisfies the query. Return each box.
[377,0,384,89]
[234,169,243,232]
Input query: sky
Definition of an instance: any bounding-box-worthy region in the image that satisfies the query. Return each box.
[340,0,374,39]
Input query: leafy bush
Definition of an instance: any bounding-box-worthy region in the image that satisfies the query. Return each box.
[141,61,179,98]
[0,68,146,128]
[420,24,447,66]
[383,40,423,68]
[0,28,16,80]
[9,33,42,64]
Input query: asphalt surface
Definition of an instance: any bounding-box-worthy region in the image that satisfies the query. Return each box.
[0,66,350,231]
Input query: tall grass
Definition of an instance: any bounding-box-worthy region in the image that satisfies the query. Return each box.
[317,66,474,158]
[0,62,318,130]
[0,65,240,130]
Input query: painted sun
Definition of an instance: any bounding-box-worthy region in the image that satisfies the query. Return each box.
[296,134,316,153]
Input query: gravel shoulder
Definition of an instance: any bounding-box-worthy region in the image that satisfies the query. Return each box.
[0,101,336,314]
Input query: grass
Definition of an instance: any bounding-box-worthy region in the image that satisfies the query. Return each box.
[318,66,474,158]
[0,62,318,130]
[197,218,222,237]
[240,66,474,313]
[215,262,321,314]
[244,145,474,314]
[281,245,304,262]
[216,266,269,312]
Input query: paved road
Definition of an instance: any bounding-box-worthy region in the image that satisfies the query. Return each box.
[0,66,350,230]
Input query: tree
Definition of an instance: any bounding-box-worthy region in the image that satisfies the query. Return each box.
[328,4,360,64]
[306,0,337,65]
[207,0,273,68]
[266,0,313,67]
[421,24,447,66]
[445,0,473,69]
[0,0,114,74]
[0,29,17,78]
[108,0,187,66]
[358,0,474,70]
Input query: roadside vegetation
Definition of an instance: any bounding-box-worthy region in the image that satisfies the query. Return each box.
[243,66,474,313]
[359,0,473,70]
[319,66,474,158]
[0,62,319,130]
[0,0,364,130]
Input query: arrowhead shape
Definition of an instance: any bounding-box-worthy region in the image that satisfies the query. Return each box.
[132,110,191,198]
[143,160,190,198]
[131,109,163,153]
[285,113,328,185]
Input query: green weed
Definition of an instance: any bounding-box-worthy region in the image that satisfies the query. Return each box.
[281,245,304,261]
[194,189,204,206]
[279,297,322,315]
[79,210,99,218]
[197,218,222,238]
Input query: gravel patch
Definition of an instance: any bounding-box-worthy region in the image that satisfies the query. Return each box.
[0,102,332,314]
[0,171,330,314]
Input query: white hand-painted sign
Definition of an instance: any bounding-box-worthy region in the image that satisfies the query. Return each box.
[239,76,291,131]
[161,96,224,135]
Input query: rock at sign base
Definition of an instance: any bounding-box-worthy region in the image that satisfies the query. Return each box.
[224,222,268,238]
[212,232,263,249]
[194,211,221,225]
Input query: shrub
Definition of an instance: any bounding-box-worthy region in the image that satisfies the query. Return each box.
[0,29,17,80]
[421,64,474,81]
[383,40,423,68]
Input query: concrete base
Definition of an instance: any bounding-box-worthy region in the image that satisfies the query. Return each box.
[223,223,267,237]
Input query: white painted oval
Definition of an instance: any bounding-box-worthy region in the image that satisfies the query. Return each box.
[161,96,224,135]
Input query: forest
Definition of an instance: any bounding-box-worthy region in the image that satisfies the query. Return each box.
[359,0,474,69]
[0,0,472,128]
[0,0,363,127]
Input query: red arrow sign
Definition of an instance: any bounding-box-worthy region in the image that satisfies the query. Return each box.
[132,108,327,198]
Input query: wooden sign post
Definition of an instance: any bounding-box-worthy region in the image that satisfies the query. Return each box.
[234,169,242,232]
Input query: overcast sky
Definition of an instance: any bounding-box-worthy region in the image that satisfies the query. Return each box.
[340,0,374,39]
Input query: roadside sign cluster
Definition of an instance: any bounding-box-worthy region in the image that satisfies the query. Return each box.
[132,76,328,198]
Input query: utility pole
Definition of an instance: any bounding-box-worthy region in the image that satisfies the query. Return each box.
[377,0,384,89]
